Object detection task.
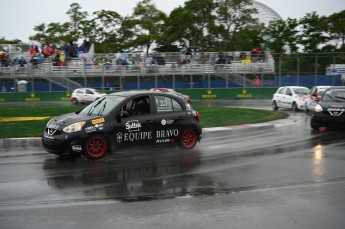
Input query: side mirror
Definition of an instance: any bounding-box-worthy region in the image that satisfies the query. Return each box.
[116,111,129,123]
[119,111,129,118]
[315,97,320,102]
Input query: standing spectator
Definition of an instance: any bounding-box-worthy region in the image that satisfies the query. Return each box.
[254,75,262,87]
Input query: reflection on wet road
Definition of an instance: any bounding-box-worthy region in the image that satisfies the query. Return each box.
[1,100,345,229]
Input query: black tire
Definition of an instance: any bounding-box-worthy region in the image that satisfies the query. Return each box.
[71,98,78,105]
[310,118,320,130]
[272,101,278,110]
[84,135,108,160]
[292,102,298,111]
[179,129,197,150]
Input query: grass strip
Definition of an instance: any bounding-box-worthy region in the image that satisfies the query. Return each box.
[0,106,287,139]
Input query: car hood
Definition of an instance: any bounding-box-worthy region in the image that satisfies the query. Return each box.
[48,112,97,127]
[319,101,345,109]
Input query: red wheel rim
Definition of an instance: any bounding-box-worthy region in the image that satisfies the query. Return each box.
[86,136,107,158]
[182,130,196,149]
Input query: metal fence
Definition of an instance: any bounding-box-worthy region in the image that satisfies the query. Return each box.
[0,51,344,92]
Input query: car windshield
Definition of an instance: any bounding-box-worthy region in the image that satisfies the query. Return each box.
[294,88,310,95]
[322,89,345,102]
[79,95,126,116]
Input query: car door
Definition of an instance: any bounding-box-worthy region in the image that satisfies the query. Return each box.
[282,87,294,107]
[113,95,155,146]
[84,88,96,102]
[153,95,187,144]
[275,87,287,107]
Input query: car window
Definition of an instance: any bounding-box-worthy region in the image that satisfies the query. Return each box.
[285,88,292,96]
[323,89,345,102]
[294,88,309,95]
[155,96,183,113]
[76,89,83,94]
[121,95,151,116]
[86,89,93,94]
[277,88,284,94]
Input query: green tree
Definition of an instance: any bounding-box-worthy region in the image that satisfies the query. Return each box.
[29,22,72,45]
[0,37,22,44]
[127,0,167,53]
[91,10,124,53]
[298,12,328,52]
[215,0,258,50]
[326,10,345,51]
[262,18,299,54]
[163,0,216,52]
[66,3,89,41]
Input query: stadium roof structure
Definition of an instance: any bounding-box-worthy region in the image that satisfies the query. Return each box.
[252,1,283,25]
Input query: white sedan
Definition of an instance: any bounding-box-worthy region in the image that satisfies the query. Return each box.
[272,86,310,111]
[70,88,105,104]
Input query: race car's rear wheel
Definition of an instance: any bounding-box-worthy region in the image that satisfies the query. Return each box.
[84,135,108,160]
[179,129,197,150]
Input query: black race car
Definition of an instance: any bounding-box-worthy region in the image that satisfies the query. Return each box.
[42,91,202,160]
[310,86,345,130]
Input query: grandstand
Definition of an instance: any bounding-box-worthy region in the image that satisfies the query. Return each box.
[0,1,283,91]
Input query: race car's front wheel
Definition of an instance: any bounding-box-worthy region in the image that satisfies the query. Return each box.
[272,101,278,110]
[84,135,108,160]
[310,118,320,130]
[179,129,197,150]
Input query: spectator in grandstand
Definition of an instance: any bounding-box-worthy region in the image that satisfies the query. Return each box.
[30,54,39,68]
[29,45,37,56]
[43,44,53,57]
[82,39,92,53]
[253,75,262,87]
[122,58,129,69]
[18,57,27,68]
[0,51,10,67]
[121,51,128,61]
[251,47,260,62]
[216,52,226,64]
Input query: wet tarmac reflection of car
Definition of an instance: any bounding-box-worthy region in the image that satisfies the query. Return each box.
[43,148,201,201]
[42,91,202,160]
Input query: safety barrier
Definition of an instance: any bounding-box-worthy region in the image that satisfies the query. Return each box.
[0,88,278,103]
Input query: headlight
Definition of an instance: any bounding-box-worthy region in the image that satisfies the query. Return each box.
[63,122,86,133]
[314,104,323,112]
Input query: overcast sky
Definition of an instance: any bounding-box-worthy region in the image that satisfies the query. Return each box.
[1,0,344,43]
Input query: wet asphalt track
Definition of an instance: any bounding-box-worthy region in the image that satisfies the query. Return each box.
[1,100,345,229]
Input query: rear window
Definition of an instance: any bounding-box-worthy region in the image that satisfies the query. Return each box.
[155,96,183,113]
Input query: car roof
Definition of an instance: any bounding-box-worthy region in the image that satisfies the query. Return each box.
[108,90,183,99]
[74,87,98,91]
[328,86,345,90]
